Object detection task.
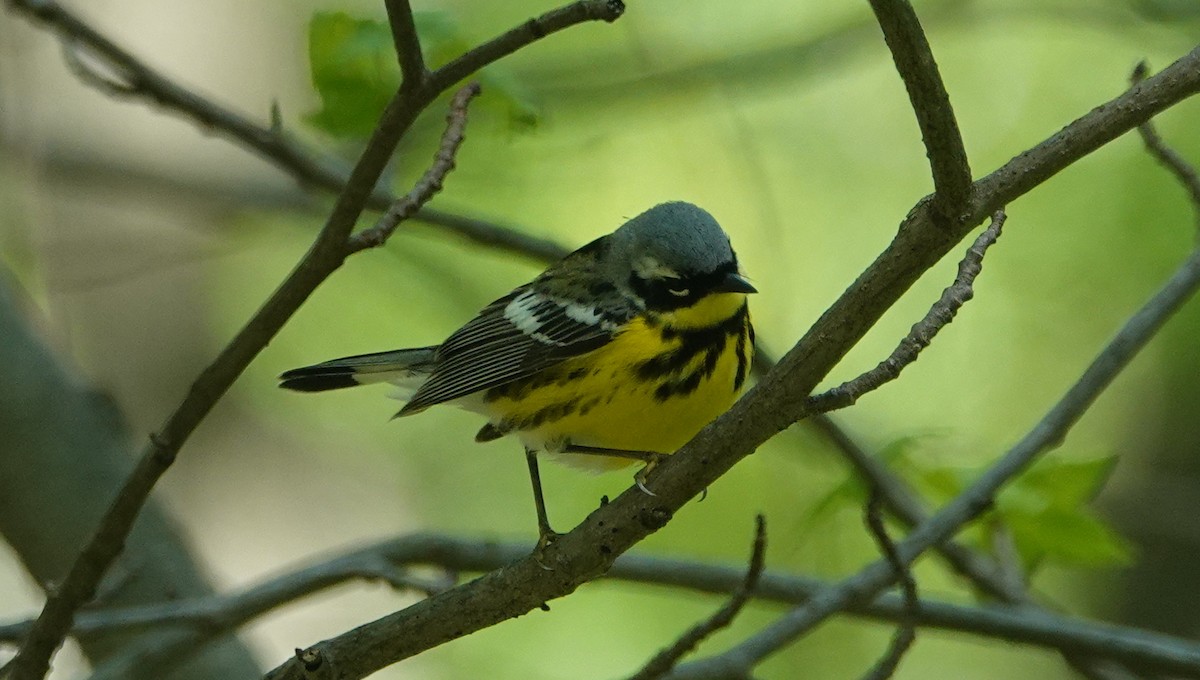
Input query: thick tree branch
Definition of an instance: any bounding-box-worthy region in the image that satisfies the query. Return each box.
[0,274,261,680]
[255,46,1200,680]
[1,3,626,679]
[5,534,1200,678]
[867,0,972,221]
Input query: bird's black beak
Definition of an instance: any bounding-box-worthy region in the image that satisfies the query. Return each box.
[716,272,757,294]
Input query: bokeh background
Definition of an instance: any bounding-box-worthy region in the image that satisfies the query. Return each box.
[2,0,1199,678]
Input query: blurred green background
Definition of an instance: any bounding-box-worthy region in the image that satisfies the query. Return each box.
[2,0,1199,678]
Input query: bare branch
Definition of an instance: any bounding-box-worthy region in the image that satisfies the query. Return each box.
[858,491,917,680]
[1131,60,1200,232]
[384,0,429,87]
[2,3,626,678]
[347,82,482,253]
[626,516,767,680]
[867,0,972,221]
[808,210,1005,413]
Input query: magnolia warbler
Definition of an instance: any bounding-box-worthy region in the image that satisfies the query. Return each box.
[280,202,755,550]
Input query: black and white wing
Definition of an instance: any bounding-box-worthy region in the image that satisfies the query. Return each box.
[397,276,634,415]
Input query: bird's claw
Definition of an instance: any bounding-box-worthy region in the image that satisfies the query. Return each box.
[635,453,669,496]
[533,528,562,570]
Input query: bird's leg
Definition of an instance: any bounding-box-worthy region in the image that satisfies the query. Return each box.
[561,445,668,496]
[524,448,560,566]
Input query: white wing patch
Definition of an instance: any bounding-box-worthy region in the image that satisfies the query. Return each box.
[504,291,545,334]
[504,291,619,346]
[504,291,566,346]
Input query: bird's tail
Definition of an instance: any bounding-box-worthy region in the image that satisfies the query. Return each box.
[279,346,438,394]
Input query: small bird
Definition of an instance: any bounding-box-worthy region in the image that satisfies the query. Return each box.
[280,202,755,552]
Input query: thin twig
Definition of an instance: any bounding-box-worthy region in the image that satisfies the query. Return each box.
[858,490,917,680]
[627,517,767,680]
[669,244,1200,678]
[1131,60,1200,232]
[808,210,1005,413]
[384,0,428,87]
[1,3,626,679]
[867,0,972,222]
[347,82,482,253]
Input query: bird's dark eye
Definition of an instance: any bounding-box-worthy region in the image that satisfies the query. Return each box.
[668,286,690,297]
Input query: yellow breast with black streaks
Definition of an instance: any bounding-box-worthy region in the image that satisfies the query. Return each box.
[481,292,753,464]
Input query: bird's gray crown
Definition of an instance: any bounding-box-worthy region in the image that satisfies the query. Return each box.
[607,202,734,281]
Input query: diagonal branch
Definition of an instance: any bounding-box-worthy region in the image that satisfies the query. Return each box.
[804,414,1018,599]
[1,3,626,679]
[867,0,972,221]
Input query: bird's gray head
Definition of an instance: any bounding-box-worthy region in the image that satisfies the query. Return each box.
[607,202,755,310]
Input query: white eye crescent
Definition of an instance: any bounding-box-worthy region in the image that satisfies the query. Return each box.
[668,287,690,297]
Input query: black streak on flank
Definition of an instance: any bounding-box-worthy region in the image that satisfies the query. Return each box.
[635,303,750,401]
[733,312,752,391]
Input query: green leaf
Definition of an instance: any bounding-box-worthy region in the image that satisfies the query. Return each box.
[306,12,400,138]
[993,454,1130,570]
[1011,455,1119,509]
[1001,503,1133,569]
